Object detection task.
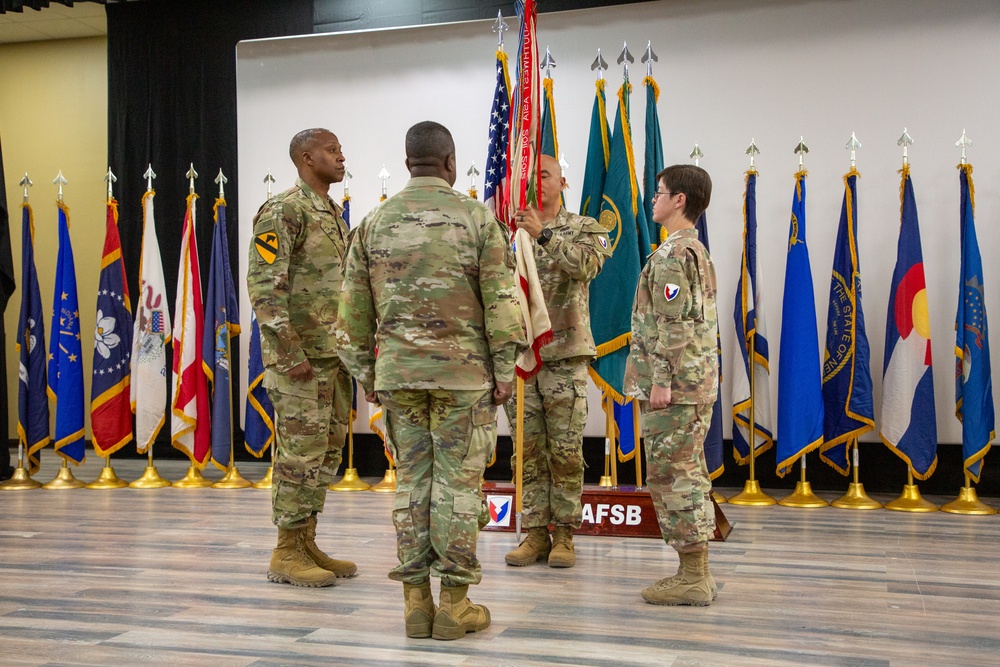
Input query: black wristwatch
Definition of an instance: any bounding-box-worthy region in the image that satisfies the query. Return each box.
[537,227,553,246]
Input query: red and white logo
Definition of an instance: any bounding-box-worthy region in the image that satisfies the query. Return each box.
[664,283,681,301]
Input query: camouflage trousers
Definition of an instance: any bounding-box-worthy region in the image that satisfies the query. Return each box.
[378,388,497,587]
[640,402,715,551]
[267,357,352,528]
[504,357,588,529]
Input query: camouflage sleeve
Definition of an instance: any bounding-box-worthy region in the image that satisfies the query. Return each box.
[541,216,611,282]
[246,201,305,372]
[336,222,378,393]
[480,212,526,384]
[649,251,695,387]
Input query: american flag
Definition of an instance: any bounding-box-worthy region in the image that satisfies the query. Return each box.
[484,50,511,221]
[150,311,163,334]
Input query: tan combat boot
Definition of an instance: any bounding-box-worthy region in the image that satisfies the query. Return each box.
[267,526,338,587]
[302,514,358,578]
[403,581,435,638]
[641,549,714,606]
[504,526,551,566]
[548,525,576,568]
[432,584,491,640]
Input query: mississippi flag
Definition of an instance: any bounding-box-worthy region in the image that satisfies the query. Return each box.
[91,198,134,456]
[171,193,210,466]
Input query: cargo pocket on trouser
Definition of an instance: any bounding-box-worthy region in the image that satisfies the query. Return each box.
[389,490,428,583]
[443,493,484,585]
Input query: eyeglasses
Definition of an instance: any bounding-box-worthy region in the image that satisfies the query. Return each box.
[652,189,675,200]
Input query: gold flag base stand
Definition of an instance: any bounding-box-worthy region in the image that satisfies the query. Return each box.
[831,482,881,510]
[597,475,613,488]
[212,466,252,489]
[0,466,42,490]
[330,468,371,491]
[129,465,172,489]
[778,481,828,508]
[940,486,997,515]
[252,466,273,489]
[43,465,86,489]
[86,465,128,489]
[728,479,777,506]
[173,465,212,488]
[884,484,937,512]
[712,490,728,504]
[370,467,397,493]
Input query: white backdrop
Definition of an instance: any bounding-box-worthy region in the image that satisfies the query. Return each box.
[236,0,1000,446]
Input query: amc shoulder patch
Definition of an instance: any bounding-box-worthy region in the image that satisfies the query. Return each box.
[664,283,681,301]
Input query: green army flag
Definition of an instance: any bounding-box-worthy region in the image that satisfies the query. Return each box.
[642,75,665,251]
[579,79,610,220]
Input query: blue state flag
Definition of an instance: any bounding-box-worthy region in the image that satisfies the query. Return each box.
[589,76,651,404]
[955,163,994,482]
[48,202,86,464]
[880,164,937,479]
[695,212,724,480]
[776,170,824,477]
[642,75,665,251]
[244,315,274,457]
[204,198,241,469]
[820,169,875,474]
[342,194,351,227]
[579,79,610,221]
[732,170,774,465]
[17,203,49,473]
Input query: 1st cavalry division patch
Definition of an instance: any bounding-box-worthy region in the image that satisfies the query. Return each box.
[255,231,279,264]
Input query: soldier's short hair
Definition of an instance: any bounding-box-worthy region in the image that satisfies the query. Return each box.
[405,121,455,161]
[289,128,332,166]
[657,165,712,222]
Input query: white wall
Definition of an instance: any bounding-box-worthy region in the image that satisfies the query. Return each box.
[236,0,1000,444]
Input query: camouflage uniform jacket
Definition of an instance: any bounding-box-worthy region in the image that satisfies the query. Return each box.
[247,178,349,378]
[624,228,718,404]
[336,176,525,392]
[535,207,611,361]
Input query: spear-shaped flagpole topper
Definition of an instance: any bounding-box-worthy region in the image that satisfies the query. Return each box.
[467,162,480,191]
[144,164,157,192]
[617,41,634,78]
[559,153,570,177]
[591,48,608,80]
[956,129,972,165]
[541,46,556,79]
[641,40,658,77]
[492,10,508,49]
[215,169,228,199]
[794,136,809,168]
[898,128,913,167]
[20,173,33,203]
[746,139,760,169]
[846,132,861,169]
[53,170,67,202]
[378,164,390,200]
[343,169,353,198]
[690,143,704,167]
[105,166,117,202]
[264,169,275,198]
[186,163,198,195]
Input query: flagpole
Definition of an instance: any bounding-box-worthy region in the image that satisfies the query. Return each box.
[632,399,642,490]
[599,396,612,487]
[515,375,524,542]
[331,413,371,491]
[252,170,277,490]
[730,146,775,506]
[885,468,938,512]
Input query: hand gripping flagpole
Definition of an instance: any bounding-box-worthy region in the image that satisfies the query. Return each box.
[129,165,173,489]
[941,130,997,516]
[826,133,881,510]
[777,138,828,508]
[0,176,44,491]
[883,130,938,512]
[87,167,130,490]
[253,168,277,490]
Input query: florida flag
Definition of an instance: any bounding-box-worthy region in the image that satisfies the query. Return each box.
[880,165,937,479]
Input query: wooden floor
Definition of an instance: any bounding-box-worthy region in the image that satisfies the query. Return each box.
[2,457,999,667]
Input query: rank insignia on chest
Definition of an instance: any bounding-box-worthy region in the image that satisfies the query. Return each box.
[255,231,279,264]
[664,283,680,301]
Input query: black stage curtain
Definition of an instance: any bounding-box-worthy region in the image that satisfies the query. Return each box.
[0,134,15,475]
[107,0,312,455]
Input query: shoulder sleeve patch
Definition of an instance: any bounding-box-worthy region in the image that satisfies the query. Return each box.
[254,229,279,264]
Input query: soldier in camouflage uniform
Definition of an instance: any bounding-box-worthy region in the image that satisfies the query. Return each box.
[624,164,719,606]
[247,128,357,588]
[504,154,611,569]
[336,121,525,640]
